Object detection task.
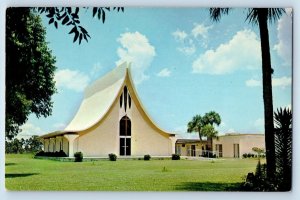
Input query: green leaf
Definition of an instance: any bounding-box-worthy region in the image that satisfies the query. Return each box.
[46,13,53,18]
[67,7,71,14]
[102,11,106,23]
[58,12,67,20]
[92,7,98,17]
[83,33,88,42]
[73,31,79,43]
[49,18,54,24]
[79,26,87,34]
[62,15,69,25]
[79,33,83,44]
[75,7,79,15]
[97,8,101,20]
[68,26,76,34]
[71,13,79,19]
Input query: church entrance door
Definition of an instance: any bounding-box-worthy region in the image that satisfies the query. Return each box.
[120,116,131,156]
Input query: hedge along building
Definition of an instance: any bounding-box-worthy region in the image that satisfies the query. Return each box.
[40,62,176,157]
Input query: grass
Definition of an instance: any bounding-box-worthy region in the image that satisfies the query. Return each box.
[5,154,261,191]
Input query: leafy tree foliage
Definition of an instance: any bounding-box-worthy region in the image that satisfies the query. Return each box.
[5,7,124,140]
[187,115,203,140]
[274,107,292,191]
[241,107,292,191]
[5,136,43,154]
[6,8,56,139]
[36,7,124,44]
[187,111,221,141]
[252,147,265,157]
[209,8,285,178]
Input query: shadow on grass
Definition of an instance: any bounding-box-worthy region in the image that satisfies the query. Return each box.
[5,173,39,178]
[176,182,242,191]
[5,163,16,166]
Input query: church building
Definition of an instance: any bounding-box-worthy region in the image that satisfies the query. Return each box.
[40,62,176,157]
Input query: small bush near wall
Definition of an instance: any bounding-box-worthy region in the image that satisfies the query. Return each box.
[144,154,151,161]
[74,152,83,162]
[172,154,180,160]
[202,152,216,158]
[108,153,117,161]
[242,153,262,159]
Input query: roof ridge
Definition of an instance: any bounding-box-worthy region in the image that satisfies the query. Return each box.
[84,62,127,98]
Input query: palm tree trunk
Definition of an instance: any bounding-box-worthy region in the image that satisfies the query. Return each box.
[258,9,276,178]
[198,130,202,141]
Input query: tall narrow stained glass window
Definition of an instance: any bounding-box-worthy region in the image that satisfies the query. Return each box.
[124,86,127,112]
[128,94,131,108]
[120,93,123,108]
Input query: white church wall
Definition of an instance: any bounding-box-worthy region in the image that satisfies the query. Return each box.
[129,93,172,156]
[74,86,173,157]
[75,97,120,157]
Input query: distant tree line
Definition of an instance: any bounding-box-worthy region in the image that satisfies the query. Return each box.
[5,136,43,154]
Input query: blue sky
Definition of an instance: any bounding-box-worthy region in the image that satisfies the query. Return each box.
[18,8,292,139]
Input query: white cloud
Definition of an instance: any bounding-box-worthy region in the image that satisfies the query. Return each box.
[227,128,236,133]
[246,76,291,88]
[192,29,261,75]
[273,9,292,64]
[177,43,196,55]
[173,125,199,139]
[254,118,264,132]
[172,29,196,55]
[246,79,261,87]
[254,118,264,127]
[17,123,43,139]
[273,76,292,87]
[90,62,103,78]
[55,69,90,92]
[53,123,66,130]
[116,32,156,84]
[192,23,213,39]
[172,29,188,41]
[173,125,187,134]
[157,68,171,77]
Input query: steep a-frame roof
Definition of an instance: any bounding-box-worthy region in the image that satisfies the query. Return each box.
[49,62,173,137]
[64,62,127,132]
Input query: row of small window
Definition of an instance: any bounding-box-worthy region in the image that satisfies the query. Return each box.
[45,141,64,151]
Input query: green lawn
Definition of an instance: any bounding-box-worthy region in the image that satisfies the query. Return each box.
[5,154,260,191]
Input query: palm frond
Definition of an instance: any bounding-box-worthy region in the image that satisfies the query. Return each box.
[209,8,231,22]
[268,8,286,23]
[246,8,286,25]
[274,107,292,191]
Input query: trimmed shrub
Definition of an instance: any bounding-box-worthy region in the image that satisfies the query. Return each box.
[172,154,180,160]
[202,152,216,158]
[35,150,67,157]
[144,154,151,161]
[74,152,83,162]
[241,160,276,191]
[242,153,248,159]
[108,153,117,161]
[35,150,44,156]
